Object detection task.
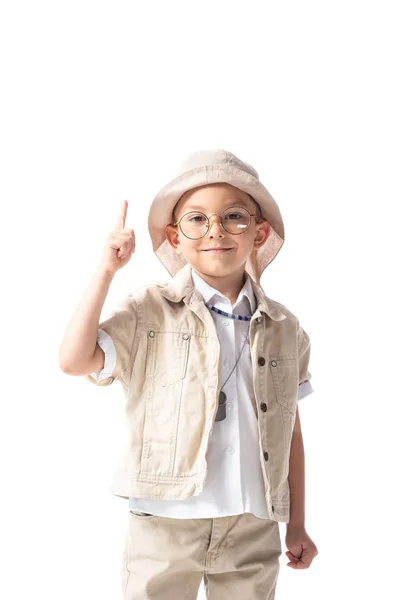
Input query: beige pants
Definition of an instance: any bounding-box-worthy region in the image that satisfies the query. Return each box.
[121,510,282,599]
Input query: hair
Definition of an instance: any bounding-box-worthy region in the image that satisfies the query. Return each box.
[249,196,263,220]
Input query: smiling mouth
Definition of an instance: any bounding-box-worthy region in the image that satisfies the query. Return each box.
[202,248,233,253]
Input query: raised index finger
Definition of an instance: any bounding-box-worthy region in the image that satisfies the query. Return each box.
[115,200,128,230]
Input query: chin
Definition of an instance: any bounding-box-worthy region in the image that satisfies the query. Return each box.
[201,264,240,277]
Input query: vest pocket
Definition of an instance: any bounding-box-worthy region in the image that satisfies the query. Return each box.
[146,330,190,386]
[269,356,298,414]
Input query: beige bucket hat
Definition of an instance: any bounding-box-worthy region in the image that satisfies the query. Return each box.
[148,149,285,284]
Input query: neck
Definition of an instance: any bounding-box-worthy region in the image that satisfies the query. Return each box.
[192,267,247,305]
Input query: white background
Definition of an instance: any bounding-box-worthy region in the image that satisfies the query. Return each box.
[1,1,399,598]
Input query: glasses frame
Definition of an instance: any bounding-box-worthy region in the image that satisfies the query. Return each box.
[172,205,261,240]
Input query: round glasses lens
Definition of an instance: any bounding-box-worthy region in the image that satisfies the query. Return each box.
[221,207,251,234]
[180,212,209,239]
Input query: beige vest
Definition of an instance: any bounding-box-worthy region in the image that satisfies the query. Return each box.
[86,263,312,523]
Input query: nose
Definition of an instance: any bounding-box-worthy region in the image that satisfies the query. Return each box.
[207,214,224,237]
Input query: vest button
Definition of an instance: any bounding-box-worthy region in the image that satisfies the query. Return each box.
[260,402,267,412]
[271,505,275,513]
[263,451,269,461]
[271,360,277,367]
[258,357,266,366]
[182,333,189,340]
[149,330,155,338]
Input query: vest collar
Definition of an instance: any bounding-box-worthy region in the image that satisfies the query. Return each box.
[157,263,287,322]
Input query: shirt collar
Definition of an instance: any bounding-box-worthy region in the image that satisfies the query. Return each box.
[191,268,257,314]
[157,262,287,322]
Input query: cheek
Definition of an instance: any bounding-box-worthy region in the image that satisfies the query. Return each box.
[177,236,199,255]
[236,233,255,252]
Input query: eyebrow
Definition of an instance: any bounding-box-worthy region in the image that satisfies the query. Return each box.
[183,200,252,212]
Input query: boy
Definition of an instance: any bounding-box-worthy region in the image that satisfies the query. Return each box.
[59,149,318,599]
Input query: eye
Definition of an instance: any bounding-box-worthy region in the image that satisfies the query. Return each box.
[187,214,206,223]
[225,211,245,220]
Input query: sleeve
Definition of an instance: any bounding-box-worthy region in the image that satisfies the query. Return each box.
[89,330,117,383]
[296,324,314,402]
[84,294,137,387]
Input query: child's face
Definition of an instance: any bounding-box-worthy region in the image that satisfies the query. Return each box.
[165,183,270,280]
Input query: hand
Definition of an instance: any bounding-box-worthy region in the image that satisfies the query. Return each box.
[284,525,318,569]
[99,200,136,275]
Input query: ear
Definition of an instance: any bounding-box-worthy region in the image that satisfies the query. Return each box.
[253,220,271,249]
[164,224,182,254]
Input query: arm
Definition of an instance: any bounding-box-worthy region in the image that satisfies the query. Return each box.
[287,323,312,526]
[58,266,115,375]
[287,405,305,528]
[58,199,135,376]
[285,403,319,569]
[284,324,318,568]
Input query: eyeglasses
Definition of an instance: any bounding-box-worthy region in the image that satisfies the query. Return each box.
[173,205,260,240]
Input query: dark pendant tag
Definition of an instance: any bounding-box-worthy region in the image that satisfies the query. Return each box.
[216,391,227,421]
